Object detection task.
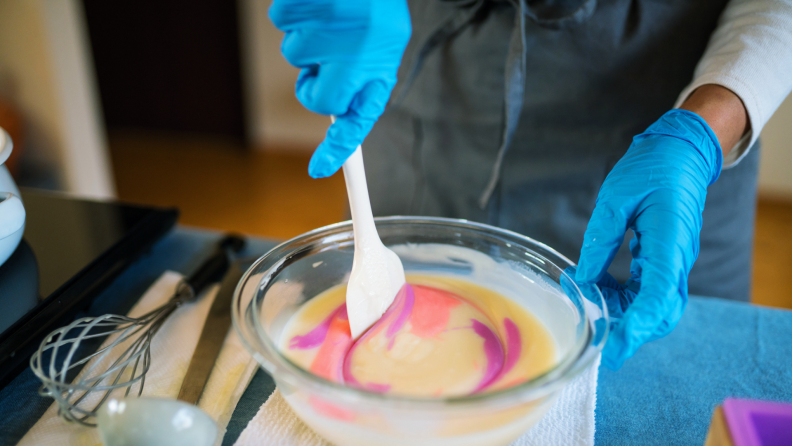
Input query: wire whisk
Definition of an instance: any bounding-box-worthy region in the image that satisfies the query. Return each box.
[29,234,245,426]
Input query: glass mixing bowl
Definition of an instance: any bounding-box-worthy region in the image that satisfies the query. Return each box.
[233,217,607,446]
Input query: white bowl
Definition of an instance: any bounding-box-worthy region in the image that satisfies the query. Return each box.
[0,127,24,267]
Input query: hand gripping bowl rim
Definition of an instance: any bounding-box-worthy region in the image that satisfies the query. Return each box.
[232,216,608,411]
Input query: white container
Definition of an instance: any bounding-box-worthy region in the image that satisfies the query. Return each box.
[0,128,25,267]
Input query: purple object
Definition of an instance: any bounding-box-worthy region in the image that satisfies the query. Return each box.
[470,319,505,393]
[723,398,792,446]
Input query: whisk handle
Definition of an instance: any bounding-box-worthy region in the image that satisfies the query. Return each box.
[184,234,246,298]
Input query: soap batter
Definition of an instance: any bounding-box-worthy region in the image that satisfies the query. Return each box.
[280,275,557,397]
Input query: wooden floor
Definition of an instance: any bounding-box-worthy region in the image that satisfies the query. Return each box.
[753,198,792,309]
[109,131,792,310]
[110,131,348,240]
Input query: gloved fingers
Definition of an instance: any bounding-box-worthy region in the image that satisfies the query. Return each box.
[602,279,682,370]
[592,270,640,321]
[563,266,627,325]
[561,266,609,347]
[296,63,368,116]
[626,234,687,341]
[602,208,690,369]
[603,296,674,370]
[281,29,365,68]
[347,77,392,122]
[560,266,583,303]
[576,201,631,285]
[308,117,366,178]
[308,114,365,178]
[571,264,623,304]
[628,237,644,278]
[594,271,622,291]
[269,0,327,31]
[269,0,368,31]
[308,137,356,178]
[281,30,323,68]
[307,80,390,178]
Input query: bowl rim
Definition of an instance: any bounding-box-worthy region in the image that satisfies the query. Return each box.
[232,216,608,409]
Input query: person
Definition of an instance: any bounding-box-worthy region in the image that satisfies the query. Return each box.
[268,0,792,369]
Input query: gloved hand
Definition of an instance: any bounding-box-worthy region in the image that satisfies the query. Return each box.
[269,0,411,178]
[576,109,723,370]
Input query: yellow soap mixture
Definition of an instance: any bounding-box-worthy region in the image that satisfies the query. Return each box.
[279,274,557,397]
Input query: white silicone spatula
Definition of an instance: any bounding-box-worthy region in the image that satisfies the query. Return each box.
[333,117,406,339]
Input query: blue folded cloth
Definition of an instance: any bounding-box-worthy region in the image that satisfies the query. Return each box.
[596,297,792,445]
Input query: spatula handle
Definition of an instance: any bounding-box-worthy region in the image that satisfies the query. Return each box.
[184,234,246,298]
[331,116,379,247]
[343,147,379,246]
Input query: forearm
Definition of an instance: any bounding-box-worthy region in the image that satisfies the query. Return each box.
[674,0,792,163]
[679,84,749,157]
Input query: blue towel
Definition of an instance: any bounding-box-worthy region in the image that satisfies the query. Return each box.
[597,297,792,445]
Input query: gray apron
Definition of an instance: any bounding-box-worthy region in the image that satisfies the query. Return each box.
[364,0,759,302]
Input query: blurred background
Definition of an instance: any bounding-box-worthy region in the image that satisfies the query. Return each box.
[0,0,789,309]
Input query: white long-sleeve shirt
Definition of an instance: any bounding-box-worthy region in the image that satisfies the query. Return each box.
[674,0,792,167]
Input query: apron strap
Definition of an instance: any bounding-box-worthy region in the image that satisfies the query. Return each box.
[479,0,527,208]
[389,0,487,109]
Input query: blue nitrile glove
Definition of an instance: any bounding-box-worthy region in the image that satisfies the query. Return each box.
[576,109,723,370]
[269,0,411,178]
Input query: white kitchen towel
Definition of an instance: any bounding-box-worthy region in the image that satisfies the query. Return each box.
[20,271,259,446]
[234,355,601,446]
[514,354,600,446]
